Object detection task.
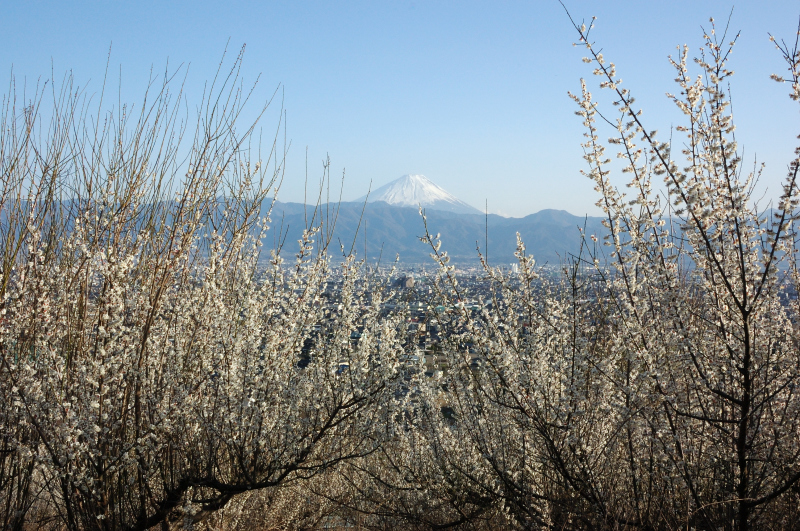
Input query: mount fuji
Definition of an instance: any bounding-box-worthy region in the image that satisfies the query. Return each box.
[356,174,482,215]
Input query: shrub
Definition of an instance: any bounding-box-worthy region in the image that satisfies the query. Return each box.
[0,53,401,530]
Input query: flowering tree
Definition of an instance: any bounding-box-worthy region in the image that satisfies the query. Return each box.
[567,13,800,529]
[381,12,800,531]
[0,54,403,530]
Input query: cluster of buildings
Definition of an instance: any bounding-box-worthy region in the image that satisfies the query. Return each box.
[295,264,543,380]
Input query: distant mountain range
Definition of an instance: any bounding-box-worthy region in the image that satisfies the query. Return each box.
[266,200,606,265]
[265,175,606,265]
[1,173,605,265]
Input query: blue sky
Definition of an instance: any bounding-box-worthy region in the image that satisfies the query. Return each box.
[3,1,799,217]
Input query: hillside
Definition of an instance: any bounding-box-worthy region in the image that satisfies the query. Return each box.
[264,200,607,265]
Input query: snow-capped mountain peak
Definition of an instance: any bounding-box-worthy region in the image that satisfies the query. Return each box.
[356,174,481,215]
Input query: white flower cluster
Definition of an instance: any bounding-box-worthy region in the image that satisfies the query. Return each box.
[0,59,406,530]
[3,17,800,531]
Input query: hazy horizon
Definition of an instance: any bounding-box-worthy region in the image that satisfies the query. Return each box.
[4,0,798,217]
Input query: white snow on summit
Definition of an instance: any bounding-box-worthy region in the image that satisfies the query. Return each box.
[356,174,481,215]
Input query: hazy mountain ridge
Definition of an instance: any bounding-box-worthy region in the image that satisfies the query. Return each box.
[0,195,607,265]
[257,174,604,264]
[265,200,606,265]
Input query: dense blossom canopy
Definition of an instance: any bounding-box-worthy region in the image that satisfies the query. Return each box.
[1,14,800,531]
